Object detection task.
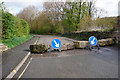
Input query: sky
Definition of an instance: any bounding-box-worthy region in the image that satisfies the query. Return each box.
[1,0,119,17]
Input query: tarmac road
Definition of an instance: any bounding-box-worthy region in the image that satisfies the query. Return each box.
[36,35,75,46]
[2,37,37,78]
[14,35,118,78]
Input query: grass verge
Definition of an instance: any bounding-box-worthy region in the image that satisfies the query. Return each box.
[3,35,33,49]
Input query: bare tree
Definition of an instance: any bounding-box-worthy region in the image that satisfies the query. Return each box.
[16,5,38,27]
[43,2,66,33]
[43,2,66,21]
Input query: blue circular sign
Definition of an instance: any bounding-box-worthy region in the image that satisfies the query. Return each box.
[51,39,61,49]
[89,36,97,46]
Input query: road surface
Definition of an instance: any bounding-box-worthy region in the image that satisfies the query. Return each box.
[14,35,118,78]
[2,37,37,78]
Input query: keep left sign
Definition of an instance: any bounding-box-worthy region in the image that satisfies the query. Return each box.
[51,39,61,49]
[89,36,97,46]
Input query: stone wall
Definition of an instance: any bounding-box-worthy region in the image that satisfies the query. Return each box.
[63,27,119,45]
[63,31,113,41]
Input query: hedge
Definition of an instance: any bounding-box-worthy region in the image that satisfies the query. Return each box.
[2,12,30,41]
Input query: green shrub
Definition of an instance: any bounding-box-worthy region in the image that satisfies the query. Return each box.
[14,17,30,37]
[2,12,15,39]
[38,25,51,34]
[2,12,30,41]
[21,19,29,36]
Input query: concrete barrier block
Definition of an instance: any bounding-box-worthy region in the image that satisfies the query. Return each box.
[61,43,67,51]
[67,43,75,50]
[98,38,114,46]
[74,41,89,48]
[30,44,47,53]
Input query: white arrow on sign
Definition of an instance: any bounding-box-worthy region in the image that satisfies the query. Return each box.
[91,37,95,44]
[54,40,59,47]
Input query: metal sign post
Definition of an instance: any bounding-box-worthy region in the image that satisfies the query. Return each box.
[47,39,61,53]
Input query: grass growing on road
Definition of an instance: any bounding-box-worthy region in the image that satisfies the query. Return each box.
[3,35,33,49]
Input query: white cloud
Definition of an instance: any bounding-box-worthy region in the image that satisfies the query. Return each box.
[4,2,43,15]
[95,0,119,17]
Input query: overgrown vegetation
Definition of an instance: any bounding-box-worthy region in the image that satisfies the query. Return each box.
[0,1,117,49]
[3,35,33,48]
[16,1,117,35]
[0,2,32,49]
[2,12,30,40]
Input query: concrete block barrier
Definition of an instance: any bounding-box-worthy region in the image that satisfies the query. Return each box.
[30,44,47,53]
[30,38,115,54]
[61,43,68,51]
[74,41,89,48]
[61,43,75,51]
[74,38,115,48]
[66,43,75,50]
[98,38,114,46]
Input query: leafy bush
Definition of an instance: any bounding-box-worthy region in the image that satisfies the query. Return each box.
[2,12,15,39]
[1,2,31,49]
[2,12,30,41]
[14,17,29,37]
[30,13,52,34]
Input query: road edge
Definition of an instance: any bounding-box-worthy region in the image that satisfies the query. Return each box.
[5,37,39,79]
